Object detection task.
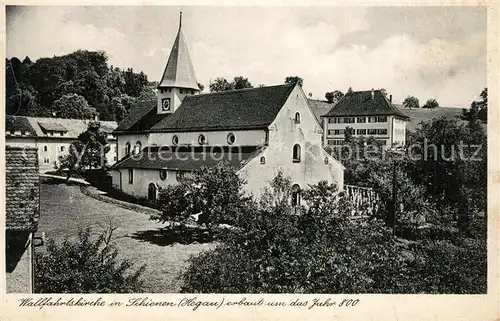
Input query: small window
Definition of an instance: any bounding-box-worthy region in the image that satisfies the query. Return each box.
[43,146,48,152]
[49,131,54,136]
[292,144,301,163]
[291,184,301,206]
[160,169,168,180]
[324,157,329,164]
[227,133,235,145]
[60,132,64,136]
[60,146,65,152]
[128,168,134,184]
[135,141,142,154]
[294,112,301,124]
[260,156,266,165]
[172,135,179,145]
[125,142,131,156]
[357,117,366,123]
[191,90,195,95]
[198,134,206,145]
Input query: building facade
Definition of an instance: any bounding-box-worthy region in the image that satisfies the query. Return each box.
[111,14,344,202]
[6,116,118,172]
[5,146,40,293]
[321,90,410,147]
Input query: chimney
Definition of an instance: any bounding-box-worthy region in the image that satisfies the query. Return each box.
[389,94,392,102]
[371,89,374,100]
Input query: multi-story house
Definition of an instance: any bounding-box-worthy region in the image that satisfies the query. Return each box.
[5,116,118,172]
[321,90,410,147]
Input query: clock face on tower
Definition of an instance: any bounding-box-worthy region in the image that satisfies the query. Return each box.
[161,98,171,111]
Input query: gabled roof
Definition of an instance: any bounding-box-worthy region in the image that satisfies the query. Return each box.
[113,145,263,171]
[38,122,68,132]
[6,116,117,139]
[150,84,296,132]
[322,90,410,119]
[5,115,37,135]
[114,100,169,133]
[158,16,199,90]
[6,146,40,231]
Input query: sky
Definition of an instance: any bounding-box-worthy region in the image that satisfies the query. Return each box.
[6,6,487,107]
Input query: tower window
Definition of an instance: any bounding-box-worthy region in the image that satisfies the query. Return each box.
[227,133,236,145]
[134,141,142,155]
[198,134,206,145]
[172,135,179,145]
[260,156,266,165]
[292,144,301,163]
[291,184,301,206]
[43,145,48,152]
[294,112,301,124]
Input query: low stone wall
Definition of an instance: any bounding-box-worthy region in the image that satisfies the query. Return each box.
[80,186,161,216]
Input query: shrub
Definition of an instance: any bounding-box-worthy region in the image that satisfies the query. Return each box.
[181,179,410,293]
[35,226,145,293]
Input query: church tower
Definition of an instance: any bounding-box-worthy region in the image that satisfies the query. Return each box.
[157,12,200,115]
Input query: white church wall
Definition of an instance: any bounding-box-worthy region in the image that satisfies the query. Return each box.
[112,167,179,199]
[239,85,344,199]
[117,133,150,160]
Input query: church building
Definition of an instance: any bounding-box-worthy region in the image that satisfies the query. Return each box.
[111,14,344,203]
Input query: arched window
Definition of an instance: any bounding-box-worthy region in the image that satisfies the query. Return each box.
[260,156,266,165]
[292,144,301,163]
[159,169,168,180]
[227,133,236,145]
[176,171,185,182]
[172,135,179,145]
[294,112,301,124]
[148,183,157,203]
[134,141,142,155]
[291,184,301,206]
[125,142,131,156]
[198,134,206,145]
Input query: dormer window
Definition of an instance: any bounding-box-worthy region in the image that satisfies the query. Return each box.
[294,112,301,124]
[198,134,206,145]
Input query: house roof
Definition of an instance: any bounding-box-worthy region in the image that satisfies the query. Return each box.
[5,115,37,135]
[6,116,117,139]
[114,100,163,133]
[322,90,410,119]
[38,122,68,132]
[150,84,296,132]
[158,16,199,90]
[6,146,40,231]
[308,99,333,125]
[113,145,263,171]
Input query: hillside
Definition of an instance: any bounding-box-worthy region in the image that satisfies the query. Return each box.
[395,106,465,131]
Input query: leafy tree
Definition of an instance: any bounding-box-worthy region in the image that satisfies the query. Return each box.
[152,163,251,235]
[325,90,344,104]
[284,76,303,87]
[344,126,355,143]
[233,76,253,90]
[197,82,205,92]
[209,77,234,92]
[35,225,145,293]
[51,93,96,119]
[462,88,487,122]
[403,96,419,109]
[58,121,110,178]
[181,176,410,293]
[422,98,439,109]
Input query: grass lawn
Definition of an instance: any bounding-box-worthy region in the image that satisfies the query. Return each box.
[37,183,216,293]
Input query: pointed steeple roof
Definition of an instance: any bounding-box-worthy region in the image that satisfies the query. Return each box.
[158,12,199,90]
